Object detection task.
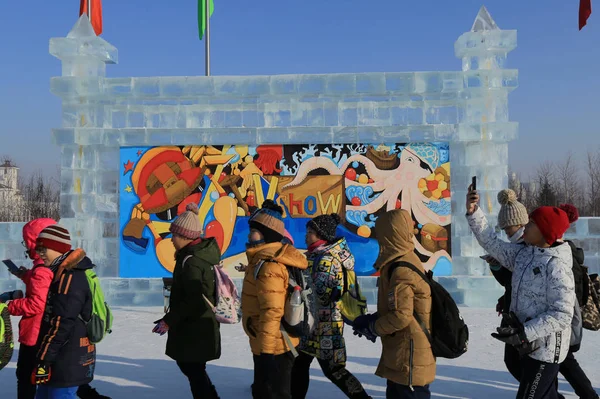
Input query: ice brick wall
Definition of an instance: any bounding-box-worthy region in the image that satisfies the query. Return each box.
[0,8,521,306]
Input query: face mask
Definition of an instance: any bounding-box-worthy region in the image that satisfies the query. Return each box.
[508,227,525,244]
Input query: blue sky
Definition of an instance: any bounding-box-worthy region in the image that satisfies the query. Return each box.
[0,0,598,179]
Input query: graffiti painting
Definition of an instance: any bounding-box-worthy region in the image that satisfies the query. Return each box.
[118,143,452,278]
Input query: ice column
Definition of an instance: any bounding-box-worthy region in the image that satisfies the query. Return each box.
[448,7,518,303]
[49,15,119,277]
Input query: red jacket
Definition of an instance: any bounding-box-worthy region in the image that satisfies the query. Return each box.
[7,218,56,346]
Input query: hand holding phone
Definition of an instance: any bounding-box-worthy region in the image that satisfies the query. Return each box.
[2,259,21,276]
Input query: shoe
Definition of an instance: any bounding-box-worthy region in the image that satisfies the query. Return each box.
[77,385,112,399]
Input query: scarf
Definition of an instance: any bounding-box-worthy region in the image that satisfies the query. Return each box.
[48,251,70,274]
[307,240,328,254]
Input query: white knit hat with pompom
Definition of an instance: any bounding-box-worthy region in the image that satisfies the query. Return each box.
[169,203,202,239]
[497,189,529,229]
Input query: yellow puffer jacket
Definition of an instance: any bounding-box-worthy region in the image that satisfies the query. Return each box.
[373,209,436,387]
[242,242,308,356]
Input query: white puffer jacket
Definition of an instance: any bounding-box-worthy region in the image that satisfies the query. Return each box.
[467,208,575,364]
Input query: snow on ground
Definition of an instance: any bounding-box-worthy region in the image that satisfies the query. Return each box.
[1,307,599,398]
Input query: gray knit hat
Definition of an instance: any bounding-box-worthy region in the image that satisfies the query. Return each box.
[170,203,202,240]
[497,189,528,229]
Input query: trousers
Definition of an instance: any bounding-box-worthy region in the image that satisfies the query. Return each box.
[176,361,220,399]
[517,356,560,399]
[35,386,78,399]
[290,351,370,399]
[386,380,431,399]
[16,345,38,399]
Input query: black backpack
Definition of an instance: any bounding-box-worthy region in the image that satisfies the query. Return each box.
[388,261,469,359]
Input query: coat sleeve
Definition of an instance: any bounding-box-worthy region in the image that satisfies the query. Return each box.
[255,261,287,354]
[8,267,53,317]
[38,272,88,365]
[490,267,512,288]
[523,257,575,342]
[163,257,213,327]
[313,255,343,305]
[467,207,522,272]
[374,268,417,336]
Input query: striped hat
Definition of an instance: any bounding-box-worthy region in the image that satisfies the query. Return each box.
[36,225,72,254]
[249,200,285,243]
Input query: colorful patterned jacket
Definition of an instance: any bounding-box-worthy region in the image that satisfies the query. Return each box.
[299,238,354,364]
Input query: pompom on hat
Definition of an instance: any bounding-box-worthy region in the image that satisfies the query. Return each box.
[170,203,202,240]
[559,203,579,224]
[497,189,529,229]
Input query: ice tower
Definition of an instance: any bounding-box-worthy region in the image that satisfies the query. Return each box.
[0,8,520,305]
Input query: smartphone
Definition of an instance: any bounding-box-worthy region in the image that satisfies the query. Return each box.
[2,259,20,274]
[471,176,477,191]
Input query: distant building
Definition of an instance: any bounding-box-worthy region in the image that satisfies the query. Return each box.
[0,160,25,221]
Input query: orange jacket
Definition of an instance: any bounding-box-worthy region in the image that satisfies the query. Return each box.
[241,243,308,356]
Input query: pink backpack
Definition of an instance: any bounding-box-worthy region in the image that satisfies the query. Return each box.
[183,256,241,324]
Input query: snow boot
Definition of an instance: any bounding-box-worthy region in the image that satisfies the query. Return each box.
[77,384,111,399]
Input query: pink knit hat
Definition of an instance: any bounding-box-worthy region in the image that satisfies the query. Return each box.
[170,203,202,240]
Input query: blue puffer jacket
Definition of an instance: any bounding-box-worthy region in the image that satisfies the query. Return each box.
[467,208,575,364]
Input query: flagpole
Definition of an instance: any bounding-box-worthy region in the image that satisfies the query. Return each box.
[205,0,211,76]
[87,0,92,19]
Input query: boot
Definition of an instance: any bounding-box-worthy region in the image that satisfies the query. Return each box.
[77,384,112,399]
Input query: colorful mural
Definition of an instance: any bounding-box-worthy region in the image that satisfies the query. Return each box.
[119,143,452,278]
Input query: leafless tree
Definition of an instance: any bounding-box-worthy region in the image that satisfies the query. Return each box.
[586,149,600,216]
[0,169,59,222]
[19,171,60,221]
[554,152,579,206]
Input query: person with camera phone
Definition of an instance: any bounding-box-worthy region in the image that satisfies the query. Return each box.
[466,183,576,399]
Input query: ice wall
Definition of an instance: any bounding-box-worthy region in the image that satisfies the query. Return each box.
[0,7,520,306]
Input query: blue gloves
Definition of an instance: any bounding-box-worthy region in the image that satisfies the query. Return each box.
[0,291,16,303]
[352,313,378,343]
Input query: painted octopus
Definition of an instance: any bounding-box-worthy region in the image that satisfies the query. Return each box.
[282,144,451,269]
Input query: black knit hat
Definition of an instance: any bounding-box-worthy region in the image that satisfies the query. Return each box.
[307,213,341,244]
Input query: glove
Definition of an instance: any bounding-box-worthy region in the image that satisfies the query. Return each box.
[491,313,535,356]
[352,313,378,343]
[31,363,51,385]
[0,291,12,303]
[152,319,169,336]
[0,290,22,302]
[496,296,504,315]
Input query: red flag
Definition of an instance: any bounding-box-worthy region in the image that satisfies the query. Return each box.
[79,0,103,36]
[580,0,592,30]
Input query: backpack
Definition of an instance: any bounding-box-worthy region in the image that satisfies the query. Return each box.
[581,272,600,331]
[281,266,317,338]
[79,269,113,344]
[388,262,469,359]
[183,256,241,324]
[0,303,14,371]
[339,267,368,324]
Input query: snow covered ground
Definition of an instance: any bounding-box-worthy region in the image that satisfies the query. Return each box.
[2,307,599,398]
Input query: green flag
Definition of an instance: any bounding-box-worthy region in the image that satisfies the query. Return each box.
[198,0,214,40]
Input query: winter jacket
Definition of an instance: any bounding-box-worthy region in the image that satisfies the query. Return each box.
[299,238,351,364]
[489,229,524,314]
[373,210,436,387]
[467,208,575,364]
[163,238,221,363]
[242,242,308,356]
[7,218,55,346]
[37,249,95,388]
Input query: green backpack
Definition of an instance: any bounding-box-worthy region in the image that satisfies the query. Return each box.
[0,303,14,371]
[79,269,113,344]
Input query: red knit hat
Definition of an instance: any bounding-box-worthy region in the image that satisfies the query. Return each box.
[529,206,570,245]
[559,204,579,224]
